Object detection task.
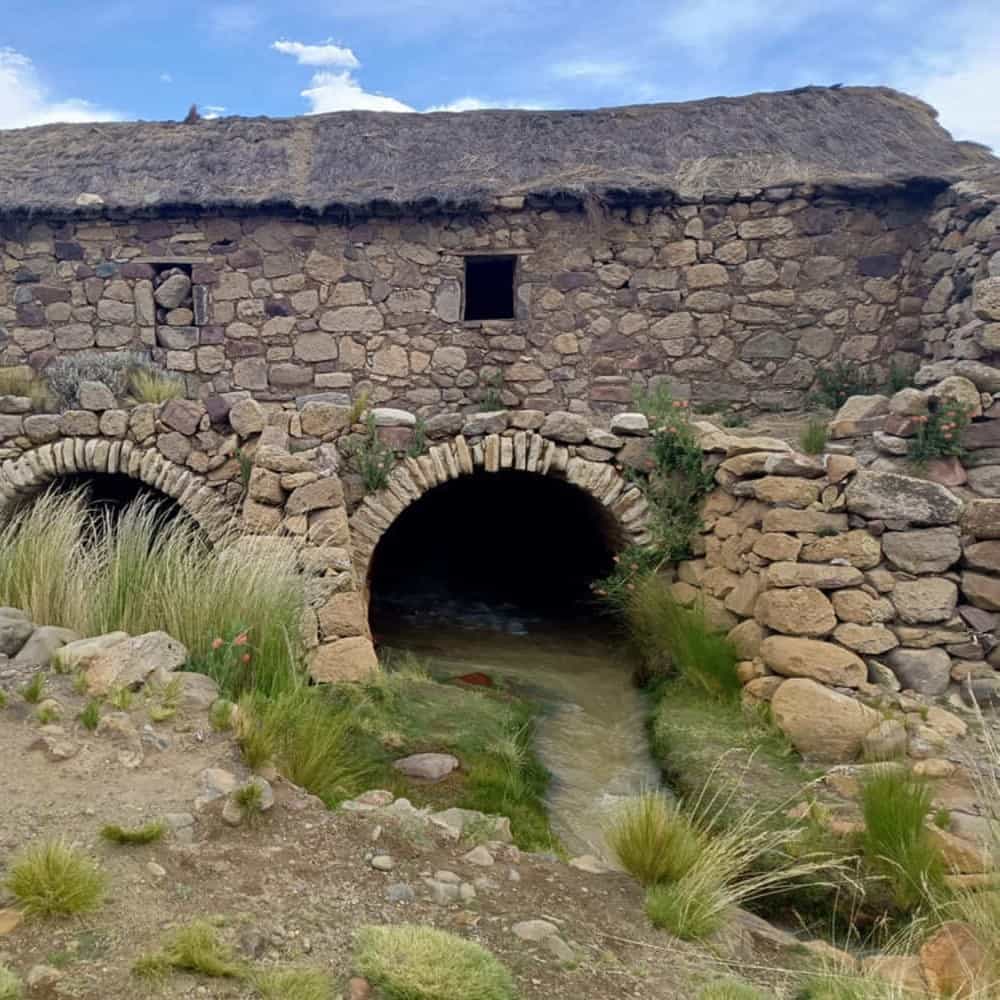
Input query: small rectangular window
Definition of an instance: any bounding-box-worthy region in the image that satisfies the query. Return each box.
[464,255,516,321]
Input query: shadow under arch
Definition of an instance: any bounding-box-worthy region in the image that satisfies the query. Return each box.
[367,467,630,632]
[0,438,237,543]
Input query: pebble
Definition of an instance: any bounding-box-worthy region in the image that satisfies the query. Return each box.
[512,919,559,942]
[146,862,166,878]
[434,870,461,884]
[370,854,395,872]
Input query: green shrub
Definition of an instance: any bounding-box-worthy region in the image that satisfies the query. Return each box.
[209,699,235,732]
[808,362,878,410]
[44,350,152,407]
[350,411,395,492]
[607,791,704,886]
[907,398,972,466]
[0,965,23,1000]
[134,921,244,979]
[238,687,375,807]
[354,924,515,1000]
[886,362,916,394]
[799,419,829,455]
[5,839,105,918]
[859,767,944,912]
[100,821,165,845]
[624,576,741,697]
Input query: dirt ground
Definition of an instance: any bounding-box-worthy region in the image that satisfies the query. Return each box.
[0,668,789,1000]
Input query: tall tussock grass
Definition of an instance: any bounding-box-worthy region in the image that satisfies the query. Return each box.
[0,490,304,696]
[859,767,944,914]
[625,574,741,699]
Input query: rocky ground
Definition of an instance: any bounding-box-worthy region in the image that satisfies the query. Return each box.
[0,655,794,1000]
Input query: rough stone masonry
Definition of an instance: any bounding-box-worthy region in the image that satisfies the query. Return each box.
[0,85,999,681]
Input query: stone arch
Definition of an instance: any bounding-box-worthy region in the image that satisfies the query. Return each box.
[349,431,652,590]
[0,437,238,543]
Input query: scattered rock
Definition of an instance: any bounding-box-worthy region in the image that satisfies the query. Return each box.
[393,752,459,782]
[512,919,559,942]
[370,855,396,872]
[462,845,495,867]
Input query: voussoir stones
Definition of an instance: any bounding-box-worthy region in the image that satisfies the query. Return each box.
[770,678,880,762]
[393,753,459,782]
[761,636,867,687]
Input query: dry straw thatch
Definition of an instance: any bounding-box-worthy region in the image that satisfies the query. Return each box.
[0,85,996,219]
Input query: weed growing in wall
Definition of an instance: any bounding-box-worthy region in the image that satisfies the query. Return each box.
[807,362,879,410]
[907,398,971,467]
[350,412,396,492]
[44,351,155,407]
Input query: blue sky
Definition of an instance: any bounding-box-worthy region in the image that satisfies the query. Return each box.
[1,0,998,149]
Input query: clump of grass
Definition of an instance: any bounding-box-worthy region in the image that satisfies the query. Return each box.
[354,661,555,850]
[107,687,133,711]
[0,366,52,409]
[5,839,105,918]
[146,676,182,722]
[798,969,914,999]
[625,576,741,698]
[238,686,375,807]
[607,791,704,886]
[209,698,235,732]
[0,965,23,1000]
[234,782,264,825]
[134,921,244,979]
[0,690,7,710]
[800,418,829,455]
[0,492,306,700]
[128,368,184,404]
[100,821,165,845]
[20,672,45,704]
[698,979,772,1000]
[346,388,370,425]
[808,362,878,410]
[355,924,515,1000]
[251,967,335,999]
[35,704,60,724]
[350,411,396,492]
[859,767,944,913]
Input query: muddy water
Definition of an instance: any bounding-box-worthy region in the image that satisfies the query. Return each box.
[376,600,663,860]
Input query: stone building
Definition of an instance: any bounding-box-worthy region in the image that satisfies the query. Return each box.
[1,85,999,683]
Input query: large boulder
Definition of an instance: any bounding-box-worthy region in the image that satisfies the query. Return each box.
[882,528,962,574]
[920,921,989,999]
[52,632,129,672]
[891,578,959,624]
[845,471,963,525]
[84,631,188,696]
[885,647,952,695]
[309,637,378,682]
[12,626,81,668]
[770,679,880,762]
[755,587,836,636]
[0,608,34,657]
[760,636,867,687]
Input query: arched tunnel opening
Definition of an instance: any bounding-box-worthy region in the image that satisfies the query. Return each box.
[11,473,192,534]
[368,469,624,636]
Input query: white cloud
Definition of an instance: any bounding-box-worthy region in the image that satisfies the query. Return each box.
[202,105,227,119]
[0,48,123,129]
[425,97,547,112]
[272,40,359,68]
[300,71,414,113]
[159,72,173,84]
[898,40,1000,152]
[661,0,820,56]
[551,59,630,82]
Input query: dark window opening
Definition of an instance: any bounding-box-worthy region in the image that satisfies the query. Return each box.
[463,255,516,321]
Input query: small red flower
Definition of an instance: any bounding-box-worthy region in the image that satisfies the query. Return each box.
[211,637,224,650]
[241,653,252,665]
[234,633,249,647]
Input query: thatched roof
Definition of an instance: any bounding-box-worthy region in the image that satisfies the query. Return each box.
[0,85,996,219]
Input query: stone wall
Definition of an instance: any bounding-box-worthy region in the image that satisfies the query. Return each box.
[674,419,1000,764]
[0,186,947,415]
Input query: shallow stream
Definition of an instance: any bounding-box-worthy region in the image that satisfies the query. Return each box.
[377,597,663,860]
